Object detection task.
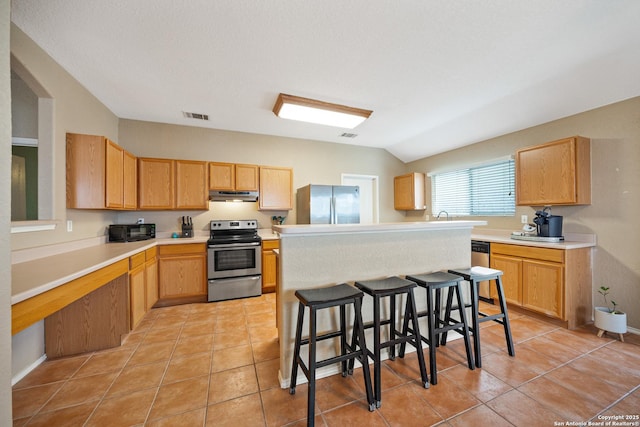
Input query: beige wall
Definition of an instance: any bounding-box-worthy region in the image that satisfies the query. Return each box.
[10,24,120,251]
[2,0,14,422]
[407,97,640,329]
[116,119,407,232]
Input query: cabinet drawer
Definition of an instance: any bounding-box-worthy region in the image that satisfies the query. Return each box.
[491,243,564,263]
[262,240,279,250]
[145,247,157,260]
[129,252,146,269]
[159,243,206,256]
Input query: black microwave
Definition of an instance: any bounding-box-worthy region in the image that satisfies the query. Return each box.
[109,223,156,242]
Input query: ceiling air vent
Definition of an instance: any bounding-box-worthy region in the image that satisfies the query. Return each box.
[183,111,210,121]
[340,133,358,138]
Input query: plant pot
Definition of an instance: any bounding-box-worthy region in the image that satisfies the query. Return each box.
[594,306,627,334]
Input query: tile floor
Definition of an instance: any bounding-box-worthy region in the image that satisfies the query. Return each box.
[12,293,640,426]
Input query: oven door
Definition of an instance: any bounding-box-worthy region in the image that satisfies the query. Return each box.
[208,242,261,279]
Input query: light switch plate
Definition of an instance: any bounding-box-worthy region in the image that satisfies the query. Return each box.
[521,215,528,224]
[66,220,73,232]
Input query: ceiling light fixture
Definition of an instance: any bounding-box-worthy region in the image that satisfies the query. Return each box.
[273,93,372,129]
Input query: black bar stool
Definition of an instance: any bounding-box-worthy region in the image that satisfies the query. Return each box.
[445,267,515,368]
[290,283,375,426]
[352,276,429,408]
[401,271,475,384]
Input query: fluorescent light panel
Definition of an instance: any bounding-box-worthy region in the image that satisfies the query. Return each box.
[273,93,372,129]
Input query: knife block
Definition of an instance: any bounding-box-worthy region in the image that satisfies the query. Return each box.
[181,224,193,238]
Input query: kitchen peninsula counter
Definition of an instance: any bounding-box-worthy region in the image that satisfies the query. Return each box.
[272,220,486,387]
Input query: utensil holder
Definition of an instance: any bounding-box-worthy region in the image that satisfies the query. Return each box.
[181,224,193,238]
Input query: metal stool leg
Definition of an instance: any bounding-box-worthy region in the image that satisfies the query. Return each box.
[455,283,475,370]
[373,294,382,408]
[289,302,305,394]
[408,290,429,388]
[469,279,482,368]
[354,297,376,411]
[307,307,317,426]
[495,276,515,357]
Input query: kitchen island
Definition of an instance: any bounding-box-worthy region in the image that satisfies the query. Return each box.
[272,220,486,387]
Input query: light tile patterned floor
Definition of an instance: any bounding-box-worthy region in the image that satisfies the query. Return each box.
[12,293,640,426]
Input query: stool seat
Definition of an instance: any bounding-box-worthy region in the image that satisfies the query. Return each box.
[354,276,416,294]
[407,271,463,287]
[353,276,429,407]
[403,272,474,384]
[448,266,503,281]
[296,283,364,307]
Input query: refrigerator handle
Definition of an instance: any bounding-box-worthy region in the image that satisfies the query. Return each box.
[331,196,336,224]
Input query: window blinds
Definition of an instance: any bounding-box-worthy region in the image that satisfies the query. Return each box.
[431,159,515,216]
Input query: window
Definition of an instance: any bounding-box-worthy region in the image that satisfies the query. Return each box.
[430,158,515,216]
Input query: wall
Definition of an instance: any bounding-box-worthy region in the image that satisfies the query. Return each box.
[1,0,14,422]
[116,119,407,231]
[10,23,120,251]
[407,96,640,329]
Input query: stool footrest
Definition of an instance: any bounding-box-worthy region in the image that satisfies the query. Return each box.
[298,329,345,346]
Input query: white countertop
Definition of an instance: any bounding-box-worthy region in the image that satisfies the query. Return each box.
[273,220,487,236]
[471,228,596,249]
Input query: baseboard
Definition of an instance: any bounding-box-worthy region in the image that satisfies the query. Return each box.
[12,354,47,386]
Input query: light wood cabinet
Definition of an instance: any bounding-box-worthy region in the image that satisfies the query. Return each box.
[158,243,207,303]
[209,162,259,191]
[176,160,208,209]
[138,157,175,209]
[67,133,136,210]
[129,252,146,328]
[490,243,591,328]
[261,240,279,293]
[123,150,138,209]
[516,136,591,206]
[394,172,426,210]
[145,247,158,310]
[259,166,293,210]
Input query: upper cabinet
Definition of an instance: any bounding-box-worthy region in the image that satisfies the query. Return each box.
[209,162,259,191]
[138,158,175,210]
[259,166,293,210]
[394,172,426,210]
[123,150,137,209]
[139,158,208,210]
[67,133,136,210]
[516,136,591,206]
[176,160,208,209]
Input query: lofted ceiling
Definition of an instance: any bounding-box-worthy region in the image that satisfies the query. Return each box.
[10,0,640,162]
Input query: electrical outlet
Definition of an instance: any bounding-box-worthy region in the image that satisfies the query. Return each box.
[66,220,73,232]
[137,218,144,224]
[521,215,528,224]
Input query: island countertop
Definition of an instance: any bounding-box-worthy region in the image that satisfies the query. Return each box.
[273,220,487,235]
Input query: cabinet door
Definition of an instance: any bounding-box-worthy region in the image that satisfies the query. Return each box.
[123,150,137,209]
[145,251,158,310]
[105,139,124,209]
[158,254,206,298]
[138,158,175,209]
[235,164,259,191]
[259,166,293,210]
[176,160,208,209]
[66,133,106,209]
[394,173,425,210]
[209,162,235,190]
[490,254,522,306]
[130,264,146,329]
[516,136,590,205]
[261,240,279,293]
[522,259,564,319]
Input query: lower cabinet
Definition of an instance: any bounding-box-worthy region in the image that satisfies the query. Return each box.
[145,247,158,310]
[129,252,147,328]
[158,243,207,304]
[261,239,279,293]
[490,243,591,328]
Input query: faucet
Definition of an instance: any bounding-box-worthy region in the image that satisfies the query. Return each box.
[436,210,449,221]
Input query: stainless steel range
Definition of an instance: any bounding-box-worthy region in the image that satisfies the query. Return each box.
[207,219,262,302]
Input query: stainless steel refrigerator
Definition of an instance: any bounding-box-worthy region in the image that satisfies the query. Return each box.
[296,185,360,224]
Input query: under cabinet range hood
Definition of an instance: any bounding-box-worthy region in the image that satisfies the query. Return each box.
[209,190,259,202]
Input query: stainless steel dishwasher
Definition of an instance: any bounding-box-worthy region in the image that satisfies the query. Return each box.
[471,240,493,303]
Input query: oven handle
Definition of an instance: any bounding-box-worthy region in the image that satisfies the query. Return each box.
[208,242,261,249]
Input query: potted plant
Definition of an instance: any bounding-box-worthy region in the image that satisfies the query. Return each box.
[594,286,627,341]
